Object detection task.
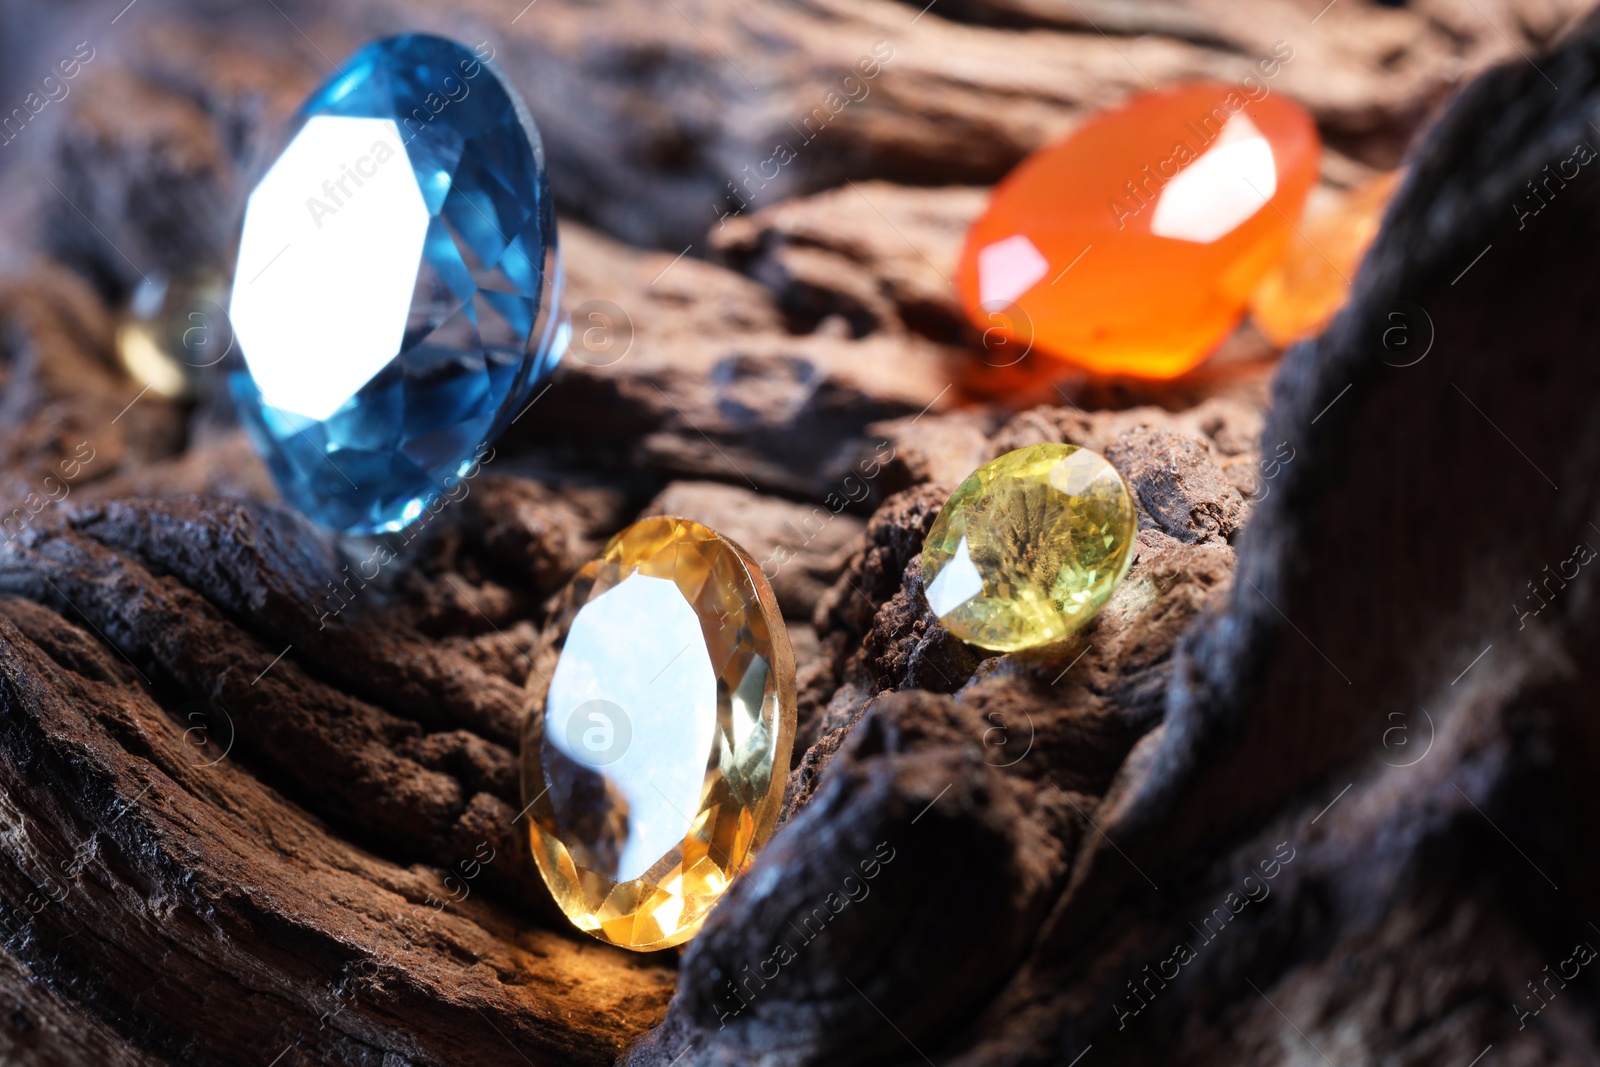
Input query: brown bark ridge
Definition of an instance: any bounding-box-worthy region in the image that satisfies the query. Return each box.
[0,0,1594,1065]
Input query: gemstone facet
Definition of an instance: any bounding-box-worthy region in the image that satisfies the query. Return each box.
[521,516,796,950]
[957,83,1319,379]
[229,34,565,533]
[923,444,1137,652]
[1250,169,1400,346]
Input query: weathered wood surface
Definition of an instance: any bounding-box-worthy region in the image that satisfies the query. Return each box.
[0,0,1597,1064]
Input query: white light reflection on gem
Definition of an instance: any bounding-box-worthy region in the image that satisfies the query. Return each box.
[1050,450,1113,496]
[925,534,986,616]
[652,876,685,933]
[730,654,767,759]
[977,233,1050,310]
[230,115,428,421]
[545,573,717,883]
[1150,113,1277,244]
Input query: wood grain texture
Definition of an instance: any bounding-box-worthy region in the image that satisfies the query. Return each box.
[0,0,1596,1064]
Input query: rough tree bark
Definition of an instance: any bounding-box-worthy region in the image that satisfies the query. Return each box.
[0,0,1596,1064]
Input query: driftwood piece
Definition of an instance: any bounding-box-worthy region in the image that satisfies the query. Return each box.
[0,0,1597,1065]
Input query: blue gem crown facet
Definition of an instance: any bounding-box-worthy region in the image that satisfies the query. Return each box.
[229,34,566,534]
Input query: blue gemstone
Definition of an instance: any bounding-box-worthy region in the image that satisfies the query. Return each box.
[227,34,566,533]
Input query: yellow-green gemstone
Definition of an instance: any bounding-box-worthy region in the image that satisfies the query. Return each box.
[922,443,1136,652]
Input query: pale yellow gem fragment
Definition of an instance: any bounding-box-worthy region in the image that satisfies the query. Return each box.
[1249,170,1401,346]
[115,272,230,401]
[922,444,1137,652]
[521,516,796,950]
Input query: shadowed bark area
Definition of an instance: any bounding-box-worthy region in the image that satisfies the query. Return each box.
[0,0,1596,1064]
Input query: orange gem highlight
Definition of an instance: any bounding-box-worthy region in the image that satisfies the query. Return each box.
[958,83,1320,379]
[1250,170,1400,346]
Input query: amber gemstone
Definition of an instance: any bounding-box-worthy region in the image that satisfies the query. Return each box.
[958,83,1320,379]
[521,516,796,950]
[1250,170,1400,346]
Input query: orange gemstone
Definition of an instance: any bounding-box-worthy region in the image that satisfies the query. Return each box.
[958,83,1319,379]
[1249,170,1400,346]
